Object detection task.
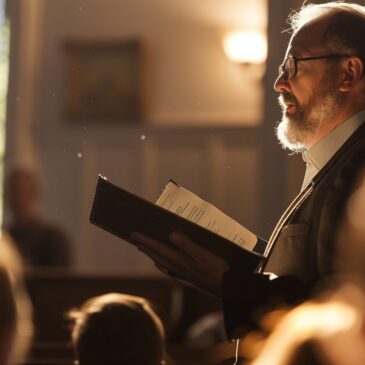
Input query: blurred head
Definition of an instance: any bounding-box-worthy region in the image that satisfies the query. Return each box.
[0,233,33,365]
[251,285,365,365]
[5,167,41,222]
[70,293,166,365]
[274,2,365,152]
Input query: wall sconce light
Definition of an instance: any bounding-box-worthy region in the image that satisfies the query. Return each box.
[223,31,267,65]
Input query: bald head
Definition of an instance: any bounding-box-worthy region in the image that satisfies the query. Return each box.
[289,3,365,63]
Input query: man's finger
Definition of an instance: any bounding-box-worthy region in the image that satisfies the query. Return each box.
[131,232,175,255]
[169,231,214,257]
[130,232,165,248]
[134,240,187,280]
[130,232,182,268]
[169,231,194,247]
[133,240,169,265]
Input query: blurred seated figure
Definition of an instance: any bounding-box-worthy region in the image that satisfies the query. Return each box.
[0,232,33,365]
[69,293,167,365]
[4,167,71,267]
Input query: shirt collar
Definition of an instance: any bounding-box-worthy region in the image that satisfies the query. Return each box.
[302,108,365,173]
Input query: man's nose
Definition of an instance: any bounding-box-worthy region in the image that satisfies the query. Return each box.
[274,73,291,93]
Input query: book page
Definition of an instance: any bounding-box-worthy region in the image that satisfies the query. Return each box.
[156,181,257,251]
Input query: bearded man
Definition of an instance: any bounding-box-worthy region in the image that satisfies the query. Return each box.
[132,2,365,338]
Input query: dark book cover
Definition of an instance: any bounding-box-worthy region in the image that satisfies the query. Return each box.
[90,176,265,272]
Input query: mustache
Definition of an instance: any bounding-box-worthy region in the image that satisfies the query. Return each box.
[278,92,298,107]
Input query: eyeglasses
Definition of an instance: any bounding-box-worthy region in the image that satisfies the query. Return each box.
[278,54,350,81]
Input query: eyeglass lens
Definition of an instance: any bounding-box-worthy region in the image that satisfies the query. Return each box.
[279,57,296,81]
[285,57,295,80]
[278,57,295,80]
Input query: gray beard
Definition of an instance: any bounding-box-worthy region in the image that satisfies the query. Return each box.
[276,81,342,153]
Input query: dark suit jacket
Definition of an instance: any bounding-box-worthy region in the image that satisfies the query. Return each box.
[222,122,365,339]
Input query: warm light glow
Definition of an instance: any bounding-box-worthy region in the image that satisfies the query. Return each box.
[223,31,267,64]
[251,301,359,365]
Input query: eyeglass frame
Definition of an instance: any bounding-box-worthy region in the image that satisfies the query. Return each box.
[278,54,351,81]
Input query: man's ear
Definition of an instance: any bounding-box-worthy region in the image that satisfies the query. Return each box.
[340,56,364,91]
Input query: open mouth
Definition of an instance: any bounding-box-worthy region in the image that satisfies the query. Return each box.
[279,94,297,115]
[285,104,296,114]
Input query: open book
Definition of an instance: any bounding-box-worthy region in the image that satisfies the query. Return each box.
[90,175,266,272]
[156,180,258,251]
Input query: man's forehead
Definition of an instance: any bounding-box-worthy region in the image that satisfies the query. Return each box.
[286,14,333,56]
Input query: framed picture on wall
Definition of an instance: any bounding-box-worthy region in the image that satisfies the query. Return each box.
[63,39,144,121]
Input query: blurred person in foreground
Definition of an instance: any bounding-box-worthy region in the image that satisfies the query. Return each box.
[69,293,168,365]
[0,233,33,365]
[131,1,365,339]
[249,286,365,365]
[4,167,71,268]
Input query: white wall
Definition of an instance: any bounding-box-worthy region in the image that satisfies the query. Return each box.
[5,0,304,274]
[38,0,266,127]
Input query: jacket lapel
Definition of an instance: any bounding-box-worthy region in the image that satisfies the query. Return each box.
[259,121,365,272]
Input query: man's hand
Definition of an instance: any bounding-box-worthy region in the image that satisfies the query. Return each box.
[130,231,229,297]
